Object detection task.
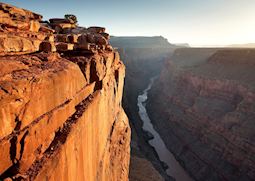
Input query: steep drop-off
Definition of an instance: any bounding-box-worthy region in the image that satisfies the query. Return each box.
[111,36,177,180]
[0,3,130,181]
[147,48,255,181]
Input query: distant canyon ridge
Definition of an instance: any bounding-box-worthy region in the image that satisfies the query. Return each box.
[0,2,255,181]
[113,36,255,181]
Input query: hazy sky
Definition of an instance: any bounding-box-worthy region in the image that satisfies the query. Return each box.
[2,0,255,46]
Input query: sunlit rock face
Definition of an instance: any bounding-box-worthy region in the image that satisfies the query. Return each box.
[0,3,130,181]
[147,48,255,181]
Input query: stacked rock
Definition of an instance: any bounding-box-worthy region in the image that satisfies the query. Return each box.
[0,2,113,56]
[0,3,54,55]
[52,27,112,53]
[40,25,113,54]
[49,18,77,34]
[76,26,113,52]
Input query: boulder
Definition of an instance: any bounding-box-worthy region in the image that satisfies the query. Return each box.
[0,17,30,30]
[61,28,73,34]
[32,39,43,51]
[45,35,55,42]
[67,34,78,43]
[0,3,42,31]
[0,3,42,20]
[55,42,74,51]
[49,18,73,24]
[96,35,108,45]
[51,23,77,33]
[55,34,68,43]
[88,26,105,33]
[100,32,110,40]
[74,42,91,50]
[0,34,36,55]
[39,41,56,52]
[53,23,75,29]
[87,33,96,43]
[106,44,113,51]
[77,34,88,44]
[39,25,55,34]
[29,20,40,32]
[70,27,88,34]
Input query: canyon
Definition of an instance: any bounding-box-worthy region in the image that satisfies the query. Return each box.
[1,2,255,181]
[110,36,179,180]
[0,3,130,181]
[137,77,192,181]
[113,37,255,181]
[147,48,255,180]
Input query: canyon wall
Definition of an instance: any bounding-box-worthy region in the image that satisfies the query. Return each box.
[111,36,176,180]
[0,3,130,181]
[147,48,255,181]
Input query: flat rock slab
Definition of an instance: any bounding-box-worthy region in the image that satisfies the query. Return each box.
[56,42,74,51]
[39,41,56,52]
[0,34,40,55]
[88,26,106,33]
[0,3,42,32]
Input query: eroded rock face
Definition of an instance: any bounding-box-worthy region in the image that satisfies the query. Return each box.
[0,2,42,31]
[147,48,255,181]
[0,3,47,55]
[0,2,113,56]
[0,2,130,181]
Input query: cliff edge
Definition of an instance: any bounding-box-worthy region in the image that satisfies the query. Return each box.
[0,3,130,181]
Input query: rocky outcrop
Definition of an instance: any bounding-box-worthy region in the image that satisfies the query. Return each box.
[147,48,255,181]
[0,3,130,181]
[0,2,113,56]
[0,3,45,55]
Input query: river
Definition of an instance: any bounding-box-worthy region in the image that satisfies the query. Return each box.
[137,77,193,181]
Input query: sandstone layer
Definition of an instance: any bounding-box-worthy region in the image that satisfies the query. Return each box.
[147,48,255,181]
[0,3,130,181]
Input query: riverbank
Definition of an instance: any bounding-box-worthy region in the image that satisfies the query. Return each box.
[138,78,193,181]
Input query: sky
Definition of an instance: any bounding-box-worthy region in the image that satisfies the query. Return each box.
[2,0,255,46]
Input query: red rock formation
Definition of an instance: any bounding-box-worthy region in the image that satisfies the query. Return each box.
[0,3,47,55]
[147,48,255,181]
[0,3,130,181]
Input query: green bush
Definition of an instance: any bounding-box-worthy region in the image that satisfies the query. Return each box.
[64,14,78,24]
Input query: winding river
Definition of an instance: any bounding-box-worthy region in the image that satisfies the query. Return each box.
[137,77,193,181]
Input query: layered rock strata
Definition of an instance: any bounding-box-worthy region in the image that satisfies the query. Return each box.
[147,48,255,181]
[0,3,44,55]
[0,3,130,181]
[111,36,177,180]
